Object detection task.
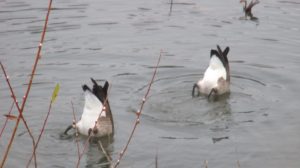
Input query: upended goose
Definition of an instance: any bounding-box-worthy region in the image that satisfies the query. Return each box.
[64,78,114,138]
[192,45,230,98]
[240,0,260,20]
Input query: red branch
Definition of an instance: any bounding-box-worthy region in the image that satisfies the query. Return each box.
[26,92,56,167]
[0,62,38,167]
[76,136,91,168]
[113,50,162,168]
[0,0,53,167]
[76,83,112,167]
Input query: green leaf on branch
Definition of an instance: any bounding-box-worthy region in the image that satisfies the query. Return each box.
[51,83,60,103]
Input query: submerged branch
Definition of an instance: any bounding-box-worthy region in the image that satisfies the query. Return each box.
[98,140,112,163]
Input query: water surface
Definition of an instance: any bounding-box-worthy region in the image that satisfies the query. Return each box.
[0,0,300,167]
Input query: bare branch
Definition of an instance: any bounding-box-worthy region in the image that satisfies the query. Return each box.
[0,0,53,167]
[0,102,14,139]
[98,140,112,163]
[169,0,174,16]
[113,50,163,168]
[26,84,59,167]
[71,100,81,159]
[76,136,91,168]
[76,83,113,167]
[0,62,38,167]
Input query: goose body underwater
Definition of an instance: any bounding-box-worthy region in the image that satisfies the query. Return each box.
[64,78,114,138]
[192,45,230,98]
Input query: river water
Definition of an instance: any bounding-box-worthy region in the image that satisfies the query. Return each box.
[0,0,300,167]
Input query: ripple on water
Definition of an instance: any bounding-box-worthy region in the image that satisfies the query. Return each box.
[131,69,269,128]
[278,1,300,5]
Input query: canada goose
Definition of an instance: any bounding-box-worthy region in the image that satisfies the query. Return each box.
[64,78,114,138]
[240,0,260,20]
[192,45,230,98]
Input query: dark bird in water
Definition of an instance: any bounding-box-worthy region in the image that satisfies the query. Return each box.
[64,78,114,138]
[240,0,260,20]
[192,45,230,99]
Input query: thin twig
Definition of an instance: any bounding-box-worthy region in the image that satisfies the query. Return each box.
[26,91,56,167]
[0,102,14,139]
[155,149,158,168]
[71,100,81,159]
[203,160,208,168]
[98,140,112,163]
[169,0,174,16]
[113,50,162,168]
[0,0,53,167]
[237,160,241,168]
[76,136,91,168]
[76,83,112,167]
[0,62,38,167]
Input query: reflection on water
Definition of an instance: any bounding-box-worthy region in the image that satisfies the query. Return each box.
[85,137,113,168]
[0,0,300,167]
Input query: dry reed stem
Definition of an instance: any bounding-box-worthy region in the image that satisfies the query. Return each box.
[76,83,112,168]
[0,0,53,167]
[113,50,162,168]
[0,102,14,139]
